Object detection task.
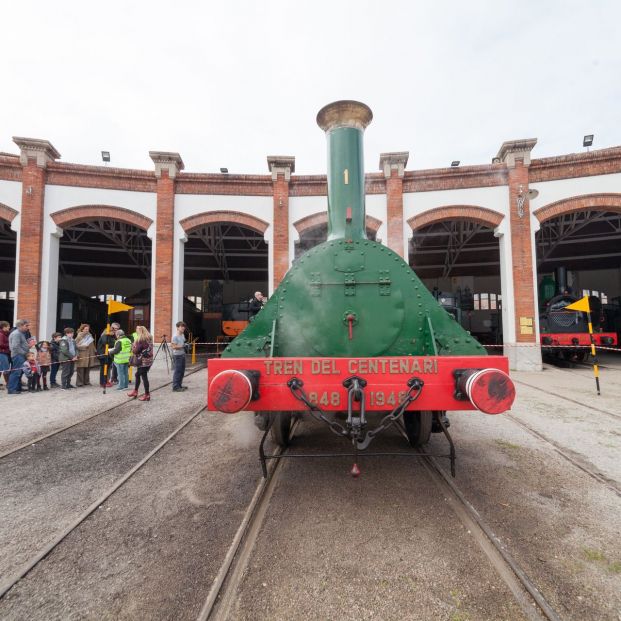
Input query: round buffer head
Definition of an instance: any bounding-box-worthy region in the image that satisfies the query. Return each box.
[209,369,255,413]
[465,368,516,415]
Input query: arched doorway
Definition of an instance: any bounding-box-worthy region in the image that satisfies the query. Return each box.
[408,208,503,345]
[534,196,621,342]
[293,213,381,260]
[0,206,18,323]
[52,207,153,337]
[180,213,269,343]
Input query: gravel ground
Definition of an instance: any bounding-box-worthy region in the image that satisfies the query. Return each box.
[511,367,621,483]
[0,363,619,620]
[0,410,264,621]
[432,370,621,621]
[228,420,528,621]
[0,356,199,454]
[0,367,206,582]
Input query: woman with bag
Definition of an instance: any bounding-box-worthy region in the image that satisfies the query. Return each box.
[127,325,153,402]
[75,323,96,387]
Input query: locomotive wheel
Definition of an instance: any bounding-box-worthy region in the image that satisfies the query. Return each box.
[403,410,433,447]
[270,412,293,447]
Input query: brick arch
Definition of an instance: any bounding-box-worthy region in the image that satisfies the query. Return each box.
[180,210,269,235]
[0,203,18,224]
[51,205,153,231]
[533,193,621,223]
[408,205,503,231]
[293,212,383,236]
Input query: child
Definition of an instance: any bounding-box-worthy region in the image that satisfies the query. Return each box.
[49,332,62,387]
[58,327,78,389]
[36,340,52,390]
[21,352,41,392]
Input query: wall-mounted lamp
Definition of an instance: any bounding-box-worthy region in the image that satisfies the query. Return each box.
[26,186,33,196]
[516,185,539,218]
[101,151,110,163]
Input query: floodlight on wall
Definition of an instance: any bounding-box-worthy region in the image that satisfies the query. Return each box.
[220,167,229,174]
[101,151,110,163]
[583,134,594,148]
[451,160,460,167]
[516,185,539,218]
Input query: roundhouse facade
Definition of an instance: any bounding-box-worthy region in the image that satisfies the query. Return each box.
[1,136,620,371]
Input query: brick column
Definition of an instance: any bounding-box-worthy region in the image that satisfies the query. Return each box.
[149,151,184,340]
[267,156,295,290]
[379,152,409,256]
[497,138,541,371]
[13,137,60,337]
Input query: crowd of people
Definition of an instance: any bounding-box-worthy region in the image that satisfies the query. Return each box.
[0,319,188,399]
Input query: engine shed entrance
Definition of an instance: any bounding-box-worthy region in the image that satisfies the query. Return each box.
[0,217,16,323]
[409,219,502,346]
[56,220,152,337]
[535,208,621,345]
[183,220,268,343]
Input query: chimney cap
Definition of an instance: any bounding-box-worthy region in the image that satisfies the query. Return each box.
[317,100,373,132]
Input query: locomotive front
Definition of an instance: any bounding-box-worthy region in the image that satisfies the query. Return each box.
[208,101,516,473]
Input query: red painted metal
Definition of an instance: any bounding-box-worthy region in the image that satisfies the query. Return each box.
[207,356,513,413]
[463,369,515,415]
[541,332,617,346]
[209,369,254,413]
[347,314,354,340]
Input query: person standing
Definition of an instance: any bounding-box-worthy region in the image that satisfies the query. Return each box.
[171,321,187,392]
[7,319,31,394]
[22,352,41,392]
[127,325,153,402]
[97,325,116,387]
[109,329,132,390]
[249,291,265,317]
[59,327,78,390]
[35,340,52,390]
[75,323,96,387]
[0,320,10,390]
[49,332,62,387]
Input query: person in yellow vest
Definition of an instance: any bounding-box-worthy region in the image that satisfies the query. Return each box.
[109,329,132,390]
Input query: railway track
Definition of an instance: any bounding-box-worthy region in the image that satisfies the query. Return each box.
[505,413,621,498]
[0,403,207,600]
[197,424,296,621]
[197,419,562,621]
[0,364,204,461]
[513,377,621,422]
[419,452,562,621]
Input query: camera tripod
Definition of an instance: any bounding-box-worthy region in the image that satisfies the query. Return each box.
[153,335,174,374]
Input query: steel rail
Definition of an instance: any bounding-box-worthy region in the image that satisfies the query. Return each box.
[197,423,297,621]
[513,378,621,422]
[0,404,206,600]
[505,414,621,497]
[0,364,204,461]
[417,446,563,621]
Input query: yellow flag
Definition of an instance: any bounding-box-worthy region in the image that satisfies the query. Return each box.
[565,296,590,313]
[108,300,134,314]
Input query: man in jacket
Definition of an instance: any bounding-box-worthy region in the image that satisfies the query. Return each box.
[58,327,78,389]
[7,319,31,394]
[109,329,132,390]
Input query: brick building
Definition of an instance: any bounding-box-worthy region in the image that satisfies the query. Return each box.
[1,133,620,371]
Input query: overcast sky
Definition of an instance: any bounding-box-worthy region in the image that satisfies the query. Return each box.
[2,1,620,175]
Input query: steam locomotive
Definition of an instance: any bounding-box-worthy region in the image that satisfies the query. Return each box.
[208,101,516,475]
[540,296,617,362]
